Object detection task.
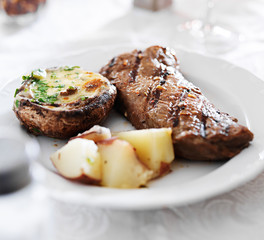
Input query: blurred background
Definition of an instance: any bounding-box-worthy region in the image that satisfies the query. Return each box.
[0,0,264,82]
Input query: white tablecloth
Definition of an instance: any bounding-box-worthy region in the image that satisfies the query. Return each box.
[1,0,264,239]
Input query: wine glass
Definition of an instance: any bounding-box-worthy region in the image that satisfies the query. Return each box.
[177,0,240,54]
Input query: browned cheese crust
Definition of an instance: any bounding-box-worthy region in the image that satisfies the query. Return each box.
[100,45,254,161]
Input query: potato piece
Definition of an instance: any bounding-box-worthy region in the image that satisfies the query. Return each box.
[71,125,111,142]
[50,138,101,184]
[98,138,153,188]
[115,128,174,177]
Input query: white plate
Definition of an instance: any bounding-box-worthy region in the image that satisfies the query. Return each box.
[1,44,264,210]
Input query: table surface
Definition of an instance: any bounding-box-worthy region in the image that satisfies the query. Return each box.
[1,0,264,239]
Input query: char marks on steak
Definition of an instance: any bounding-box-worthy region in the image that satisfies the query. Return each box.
[100,46,253,161]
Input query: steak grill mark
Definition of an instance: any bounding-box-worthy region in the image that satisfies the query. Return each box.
[148,69,170,107]
[200,110,208,138]
[104,57,116,75]
[109,57,116,67]
[170,88,189,127]
[149,87,162,107]
[159,71,170,85]
[129,50,142,83]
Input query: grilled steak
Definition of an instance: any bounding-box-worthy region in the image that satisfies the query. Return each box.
[100,45,253,161]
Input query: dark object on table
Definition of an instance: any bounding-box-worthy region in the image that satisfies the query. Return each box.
[134,0,172,11]
[1,0,46,16]
[100,45,254,161]
[0,138,31,194]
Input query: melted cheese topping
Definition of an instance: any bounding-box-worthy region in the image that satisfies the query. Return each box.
[29,67,110,104]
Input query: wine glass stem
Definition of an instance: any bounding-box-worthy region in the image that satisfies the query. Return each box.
[203,0,214,28]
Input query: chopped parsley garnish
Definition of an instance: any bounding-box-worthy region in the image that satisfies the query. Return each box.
[32,69,47,79]
[37,93,58,104]
[32,79,58,104]
[33,128,41,134]
[14,88,19,97]
[64,66,80,71]
[22,75,31,81]
[15,99,19,108]
[51,73,57,79]
[80,96,86,101]
[55,84,65,89]
[68,86,75,90]
[22,69,47,82]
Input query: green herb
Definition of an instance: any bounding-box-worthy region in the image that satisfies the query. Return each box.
[32,79,59,104]
[22,75,31,81]
[15,99,19,108]
[86,157,94,165]
[32,69,47,80]
[14,88,19,97]
[55,84,65,89]
[33,128,41,134]
[51,73,57,79]
[24,88,28,92]
[68,86,75,90]
[64,66,80,71]
[80,96,86,101]
[22,69,46,82]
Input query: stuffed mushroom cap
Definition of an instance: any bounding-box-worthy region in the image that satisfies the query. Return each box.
[13,66,116,139]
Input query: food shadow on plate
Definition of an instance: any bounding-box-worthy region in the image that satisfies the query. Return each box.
[148,158,225,188]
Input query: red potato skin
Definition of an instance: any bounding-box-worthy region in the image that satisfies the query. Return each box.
[70,130,109,143]
[96,137,118,145]
[51,161,101,185]
[159,162,171,177]
[70,131,102,142]
[68,175,101,185]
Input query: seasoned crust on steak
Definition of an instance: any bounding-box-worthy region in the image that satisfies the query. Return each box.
[13,67,116,139]
[100,46,254,161]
